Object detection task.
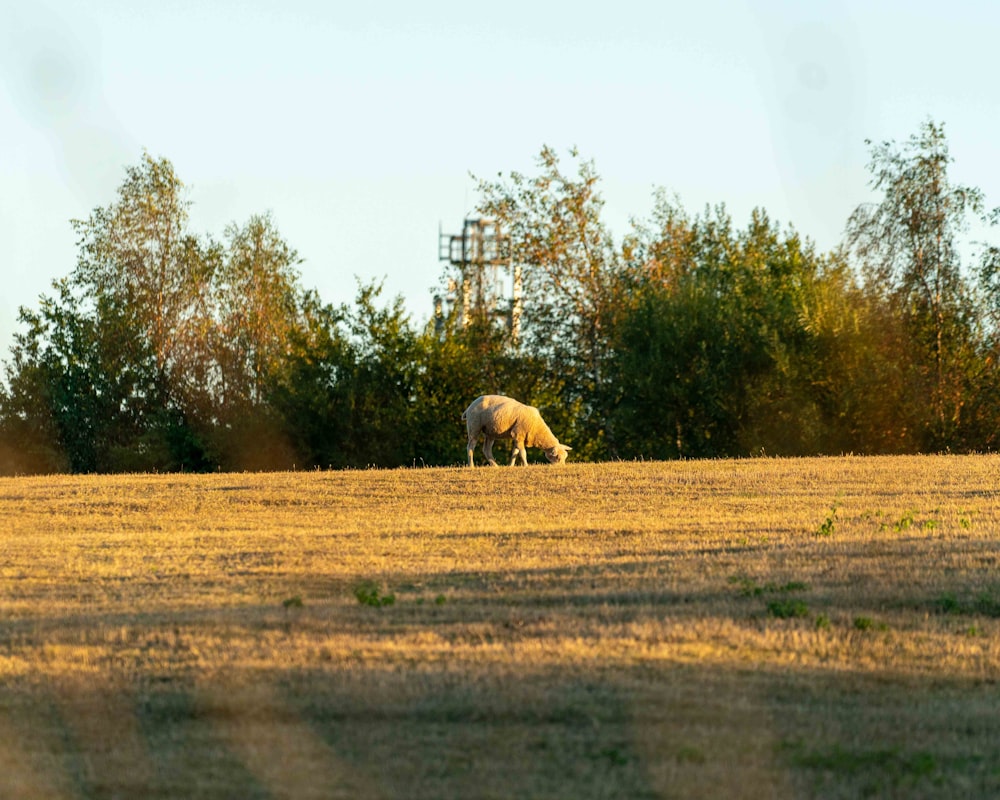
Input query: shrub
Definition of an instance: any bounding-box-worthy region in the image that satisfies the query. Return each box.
[354,580,395,608]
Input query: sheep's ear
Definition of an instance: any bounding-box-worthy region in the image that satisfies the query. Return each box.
[564,445,572,451]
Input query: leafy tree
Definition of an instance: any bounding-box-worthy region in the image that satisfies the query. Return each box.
[0,288,75,474]
[8,134,1000,473]
[607,198,852,458]
[475,147,622,455]
[267,282,421,469]
[267,294,353,469]
[71,152,202,390]
[0,153,316,473]
[167,236,225,436]
[795,257,920,454]
[0,278,202,472]
[214,214,305,410]
[609,202,757,457]
[338,283,421,467]
[846,120,985,447]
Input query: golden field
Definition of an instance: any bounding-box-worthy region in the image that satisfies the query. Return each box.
[1,456,999,798]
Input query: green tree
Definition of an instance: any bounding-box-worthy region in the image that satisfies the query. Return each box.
[607,198,850,458]
[267,294,354,469]
[339,283,421,466]
[268,282,422,468]
[71,152,201,390]
[846,120,985,447]
[214,214,305,410]
[475,147,621,455]
[1,153,318,473]
[0,278,202,472]
[796,257,920,454]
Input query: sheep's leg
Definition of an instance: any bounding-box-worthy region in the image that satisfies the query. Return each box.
[483,437,499,467]
[467,435,477,467]
[511,439,528,466]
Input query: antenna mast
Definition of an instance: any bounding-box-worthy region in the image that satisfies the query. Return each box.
[437,217,521,342]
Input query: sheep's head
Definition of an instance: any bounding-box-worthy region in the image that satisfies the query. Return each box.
[545,444,572,464]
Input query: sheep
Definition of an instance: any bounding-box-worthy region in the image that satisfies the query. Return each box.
[462,395,571,467]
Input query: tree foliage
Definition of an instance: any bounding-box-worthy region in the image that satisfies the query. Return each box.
[846,120,987,447]
[3,124,1000,474]
[605,200,850,458]
[475,147,623,458]
[71,152,198,383]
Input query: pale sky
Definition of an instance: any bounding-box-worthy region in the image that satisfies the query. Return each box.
[3,0,999,363]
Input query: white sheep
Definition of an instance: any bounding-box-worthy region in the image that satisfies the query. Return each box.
[462,395,572,467]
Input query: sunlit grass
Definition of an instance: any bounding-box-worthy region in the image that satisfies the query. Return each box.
[2,455,999,797]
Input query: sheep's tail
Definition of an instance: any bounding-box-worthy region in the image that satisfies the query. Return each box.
[461,411,467,421]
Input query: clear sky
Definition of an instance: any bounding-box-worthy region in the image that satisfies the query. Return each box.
[3,0,999,362]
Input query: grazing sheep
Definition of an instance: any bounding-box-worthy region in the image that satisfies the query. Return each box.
[462,395,571,467]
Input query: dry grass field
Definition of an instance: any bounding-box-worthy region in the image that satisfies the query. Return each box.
[2,455,1000,798]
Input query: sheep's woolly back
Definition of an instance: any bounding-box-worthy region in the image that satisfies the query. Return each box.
[463,395,562,449]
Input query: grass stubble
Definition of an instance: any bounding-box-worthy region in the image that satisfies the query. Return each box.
[1,455,999,798]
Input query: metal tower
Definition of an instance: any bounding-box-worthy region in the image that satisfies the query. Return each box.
[437,217,521,342]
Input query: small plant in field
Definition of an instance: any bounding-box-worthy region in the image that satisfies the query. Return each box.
[853,616,888,631]
[734,575,812,621]
[894,511,916,532]
[768,599,810,619]
[354,580,395,608]
[932,590,1000,618]
[975,592,1000,617]
[417,594,448,606]
[282,595,304,609]
[730,575,763,596]
[816,501,838,537]
[934,593,962,615]
[878,510,941,533]
[814,614,831,630]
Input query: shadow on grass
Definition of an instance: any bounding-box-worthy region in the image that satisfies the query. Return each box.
[4,660,999,799]
[4,546,1000,799]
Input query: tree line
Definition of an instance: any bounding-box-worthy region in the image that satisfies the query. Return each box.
[2,119,999,474]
